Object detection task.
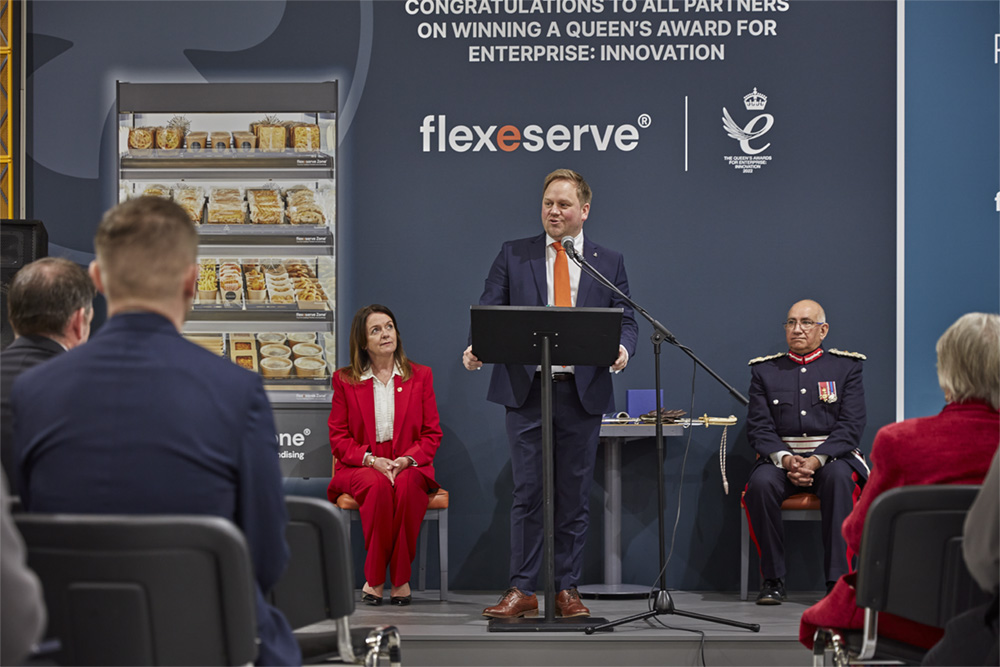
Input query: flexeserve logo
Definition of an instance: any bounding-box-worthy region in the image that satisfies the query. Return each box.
[419,114,649,153]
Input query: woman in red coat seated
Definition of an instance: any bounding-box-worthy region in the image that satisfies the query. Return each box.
[800,312,1000,650]
[327,304,442,606]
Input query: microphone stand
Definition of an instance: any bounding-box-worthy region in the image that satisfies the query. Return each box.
[560,240,759,635]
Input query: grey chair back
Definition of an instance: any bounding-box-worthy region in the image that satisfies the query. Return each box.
[856,484,988,628]
[271,496,402,665]
[271,495,355,628]
[15,513,258,666]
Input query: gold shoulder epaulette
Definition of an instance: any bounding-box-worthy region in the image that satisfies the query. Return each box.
[829,348,867,360]
[748,352,786,366]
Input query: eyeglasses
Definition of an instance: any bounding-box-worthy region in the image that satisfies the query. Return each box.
[783,319,825,331]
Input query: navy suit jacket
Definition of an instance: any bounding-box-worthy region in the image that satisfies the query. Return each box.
[11,312,299,666]
[477,233,638,415]
[1,335,65,492]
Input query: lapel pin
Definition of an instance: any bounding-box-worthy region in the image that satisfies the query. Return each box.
[397,387,402,392]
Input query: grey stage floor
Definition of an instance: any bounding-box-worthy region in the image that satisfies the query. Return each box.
[300,589,826,666]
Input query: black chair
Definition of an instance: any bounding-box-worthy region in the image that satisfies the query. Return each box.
[812,484,989,666]
[15,513,258,666]
[272,496,401,665]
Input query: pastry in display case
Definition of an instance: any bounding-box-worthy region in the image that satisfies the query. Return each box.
[192,257,333,311]
[119,181,334,229]
[123,115,325,157]
[156,126,183,150]
[181,330,334,386]
[128,127,155,151]
[233,131,257,151]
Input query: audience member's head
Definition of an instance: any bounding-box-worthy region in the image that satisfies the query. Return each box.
[936,312,1000,410]
[7,257,95,349]
[90,197,198,328]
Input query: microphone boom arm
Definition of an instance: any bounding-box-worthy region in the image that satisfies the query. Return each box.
[568,249,749,407]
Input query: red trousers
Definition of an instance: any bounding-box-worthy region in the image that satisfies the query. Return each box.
[335,466,433,587]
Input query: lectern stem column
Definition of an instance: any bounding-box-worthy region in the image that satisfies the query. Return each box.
[539,335,556,623]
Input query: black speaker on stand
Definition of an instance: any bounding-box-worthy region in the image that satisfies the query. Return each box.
[1,220,49,349]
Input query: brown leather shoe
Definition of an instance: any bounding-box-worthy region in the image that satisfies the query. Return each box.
[555,588,590,618]
[482,587,538,618]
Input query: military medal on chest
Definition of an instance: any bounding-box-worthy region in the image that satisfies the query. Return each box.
[818,381,838,403]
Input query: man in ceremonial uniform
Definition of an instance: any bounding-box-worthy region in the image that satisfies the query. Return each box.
[743,299,868,604]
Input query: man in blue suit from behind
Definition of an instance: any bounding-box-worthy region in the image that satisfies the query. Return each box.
[464,169,638,619]
[12,197,300,665]
[1,257,95,493]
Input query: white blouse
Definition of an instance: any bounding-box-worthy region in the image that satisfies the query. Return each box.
[359,364,402,443]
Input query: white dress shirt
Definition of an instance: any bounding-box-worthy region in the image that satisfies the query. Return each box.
[542,232,583,374]
[360,364,402,443]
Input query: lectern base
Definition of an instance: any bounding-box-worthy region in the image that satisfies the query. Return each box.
[487,616,612,633]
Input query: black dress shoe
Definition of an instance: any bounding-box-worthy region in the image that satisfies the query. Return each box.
[361,592,383,606]
[390,595,412,606]
[755,578,786,605]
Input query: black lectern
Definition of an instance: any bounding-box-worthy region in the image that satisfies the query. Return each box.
[471,305,622,632]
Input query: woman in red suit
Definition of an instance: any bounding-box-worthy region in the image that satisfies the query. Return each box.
[800,312,1000,650]
[327,304,442,606]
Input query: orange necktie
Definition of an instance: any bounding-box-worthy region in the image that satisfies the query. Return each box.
[553,242,571,307]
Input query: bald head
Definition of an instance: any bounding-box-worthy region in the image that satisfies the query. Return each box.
[784,300,829,355]
[787,300,826,324]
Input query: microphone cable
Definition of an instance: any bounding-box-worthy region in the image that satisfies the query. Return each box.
[646,354,709,665]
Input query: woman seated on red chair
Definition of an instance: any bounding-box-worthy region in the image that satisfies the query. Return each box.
[327,304,442,606]
[800,312,999,650]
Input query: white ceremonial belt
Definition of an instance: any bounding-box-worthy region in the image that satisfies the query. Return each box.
[780,435,828,454]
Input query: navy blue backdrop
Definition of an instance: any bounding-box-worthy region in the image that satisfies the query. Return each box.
[21,0,997,592]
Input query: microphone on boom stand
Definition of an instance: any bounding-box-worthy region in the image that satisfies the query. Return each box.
[562,239,758,635]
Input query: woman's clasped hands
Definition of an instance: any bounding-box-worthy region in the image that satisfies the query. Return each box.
[369,455,413,485]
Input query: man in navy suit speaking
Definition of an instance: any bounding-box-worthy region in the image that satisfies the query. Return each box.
[463,169,638,619]
[11,197,300,665]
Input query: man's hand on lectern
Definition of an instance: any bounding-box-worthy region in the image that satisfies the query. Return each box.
[463,345,483,371]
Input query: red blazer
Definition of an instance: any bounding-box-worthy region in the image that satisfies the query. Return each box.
[327,362,441,490]
[842,400,999,552]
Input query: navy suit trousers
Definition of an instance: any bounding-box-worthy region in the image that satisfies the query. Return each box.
[744,458,862,584]
[505,375,601,593]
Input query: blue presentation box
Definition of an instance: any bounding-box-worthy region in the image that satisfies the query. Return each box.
[626,389,665,417]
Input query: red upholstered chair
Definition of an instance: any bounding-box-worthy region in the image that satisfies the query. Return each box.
[331,459,449,600]
[740,490,822,600]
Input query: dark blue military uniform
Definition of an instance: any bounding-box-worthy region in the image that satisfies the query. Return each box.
[743,346,868,585]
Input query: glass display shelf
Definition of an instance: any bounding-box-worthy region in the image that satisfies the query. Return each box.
[117,81,339,398]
